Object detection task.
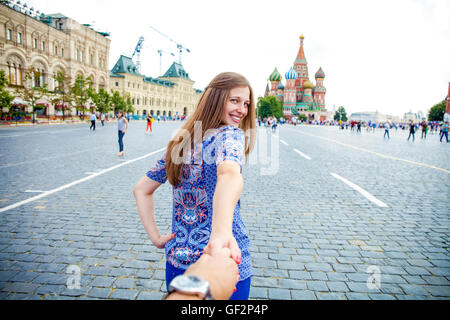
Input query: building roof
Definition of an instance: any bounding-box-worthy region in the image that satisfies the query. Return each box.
[162,62,191,80]
[295,35,307,64]
[46,13,67,18]
[111,55,142,76]
[269,67,282,81]
[315,67,325,79]
[285,67,298,80]
[143,77,175,88]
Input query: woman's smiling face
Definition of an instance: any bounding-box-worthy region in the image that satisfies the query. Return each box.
[221,86,250,127]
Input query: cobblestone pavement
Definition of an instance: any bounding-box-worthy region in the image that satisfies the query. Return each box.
[0,121,449,300]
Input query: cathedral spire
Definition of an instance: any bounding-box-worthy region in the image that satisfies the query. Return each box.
[296,34,307,63]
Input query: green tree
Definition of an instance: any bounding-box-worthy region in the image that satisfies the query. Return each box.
[0,70,14,119]
[110,90,126,115]
[334,106,348,122]
[428,100,445,121]
[89,87,111,115]
[257,96,283,120]
[124,93,134,114]
[70,74,92,119]
[50,70,73,121]
[15,67,49,123]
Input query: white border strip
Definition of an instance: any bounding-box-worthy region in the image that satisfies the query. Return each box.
[331,172,388,208]
[280,139,289,146]
[0,147,166,213]
[293,148,312,160]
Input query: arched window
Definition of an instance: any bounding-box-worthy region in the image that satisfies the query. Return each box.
[6,55,24,86]
[32,61,46,88]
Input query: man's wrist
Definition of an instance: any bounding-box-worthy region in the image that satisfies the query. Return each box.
[165,291,202,300]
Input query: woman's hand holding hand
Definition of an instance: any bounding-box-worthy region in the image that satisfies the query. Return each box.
[204,234,241,265]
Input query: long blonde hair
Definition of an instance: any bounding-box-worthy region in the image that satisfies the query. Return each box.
[166,72,256,186]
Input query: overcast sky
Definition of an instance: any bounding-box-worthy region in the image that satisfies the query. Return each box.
[28,0,450,117]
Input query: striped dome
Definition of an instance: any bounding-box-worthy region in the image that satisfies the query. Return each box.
[285,67,298,80]
[269,67,282,81]
[315,67,325,79]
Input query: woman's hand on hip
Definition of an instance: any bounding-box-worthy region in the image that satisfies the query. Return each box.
[153,233,176,249]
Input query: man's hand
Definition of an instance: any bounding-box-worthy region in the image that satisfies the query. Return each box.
[184,241,239,300]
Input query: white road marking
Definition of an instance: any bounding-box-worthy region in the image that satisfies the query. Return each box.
[330,172,389,208]
[280,139,289,146]
[0,147,104,169]
[293,148,312,160]
[0,147,166,213]
[24,190,46,193]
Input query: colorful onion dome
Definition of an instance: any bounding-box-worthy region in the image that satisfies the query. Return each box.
[269,67,282,81]
[277,82,285,90]
[285,67,298,80]
[303,80,314,89]
[315,67,325,79]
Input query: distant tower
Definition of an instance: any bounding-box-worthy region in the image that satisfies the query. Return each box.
[313,67,326,109]
[264,82,270,97]
[269,67,282,96]
[294,35,309,102]
[283,67,298,115]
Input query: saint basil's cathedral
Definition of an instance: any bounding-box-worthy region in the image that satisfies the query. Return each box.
[265,35,328,121]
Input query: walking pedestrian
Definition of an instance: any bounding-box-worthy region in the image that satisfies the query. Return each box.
[117,110,129,156]
[407,121,415,141]
[384,122,390,139]
[101,113,105,127]
[146,114,153,134]
[357,121,362,133]
[133,72,256,300]
[89,112,96,131]
[440,121,449,143]
[421,121,428,139]
[271,116,278,132]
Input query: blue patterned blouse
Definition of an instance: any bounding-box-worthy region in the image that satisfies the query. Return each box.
[146,125,251,281]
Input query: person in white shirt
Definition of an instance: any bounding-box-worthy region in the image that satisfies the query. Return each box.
[271,117,278,132]
[90,112,97,131]
[101,113,106,126]
[384,122,390,139]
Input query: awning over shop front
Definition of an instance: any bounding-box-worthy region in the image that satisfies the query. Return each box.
[11,97,29,106]
[35,99,50,106]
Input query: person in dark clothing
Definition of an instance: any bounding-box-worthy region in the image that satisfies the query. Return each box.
[407,121,415,141]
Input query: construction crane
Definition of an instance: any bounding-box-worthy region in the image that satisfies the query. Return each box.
[131,36,145,73]
[157,49,175,75]
[149,26,190,65]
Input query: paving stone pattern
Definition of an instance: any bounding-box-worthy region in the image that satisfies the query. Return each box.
[0,122,448,300]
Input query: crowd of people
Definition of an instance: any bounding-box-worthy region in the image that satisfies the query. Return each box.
[255,115,449,143]
[338,119,449,142]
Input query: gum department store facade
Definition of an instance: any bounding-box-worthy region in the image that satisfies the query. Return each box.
[0,2,201,119]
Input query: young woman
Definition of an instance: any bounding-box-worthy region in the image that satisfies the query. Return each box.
[146,114,153,133]
[117,110,128,156]
[134,72,256,300]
